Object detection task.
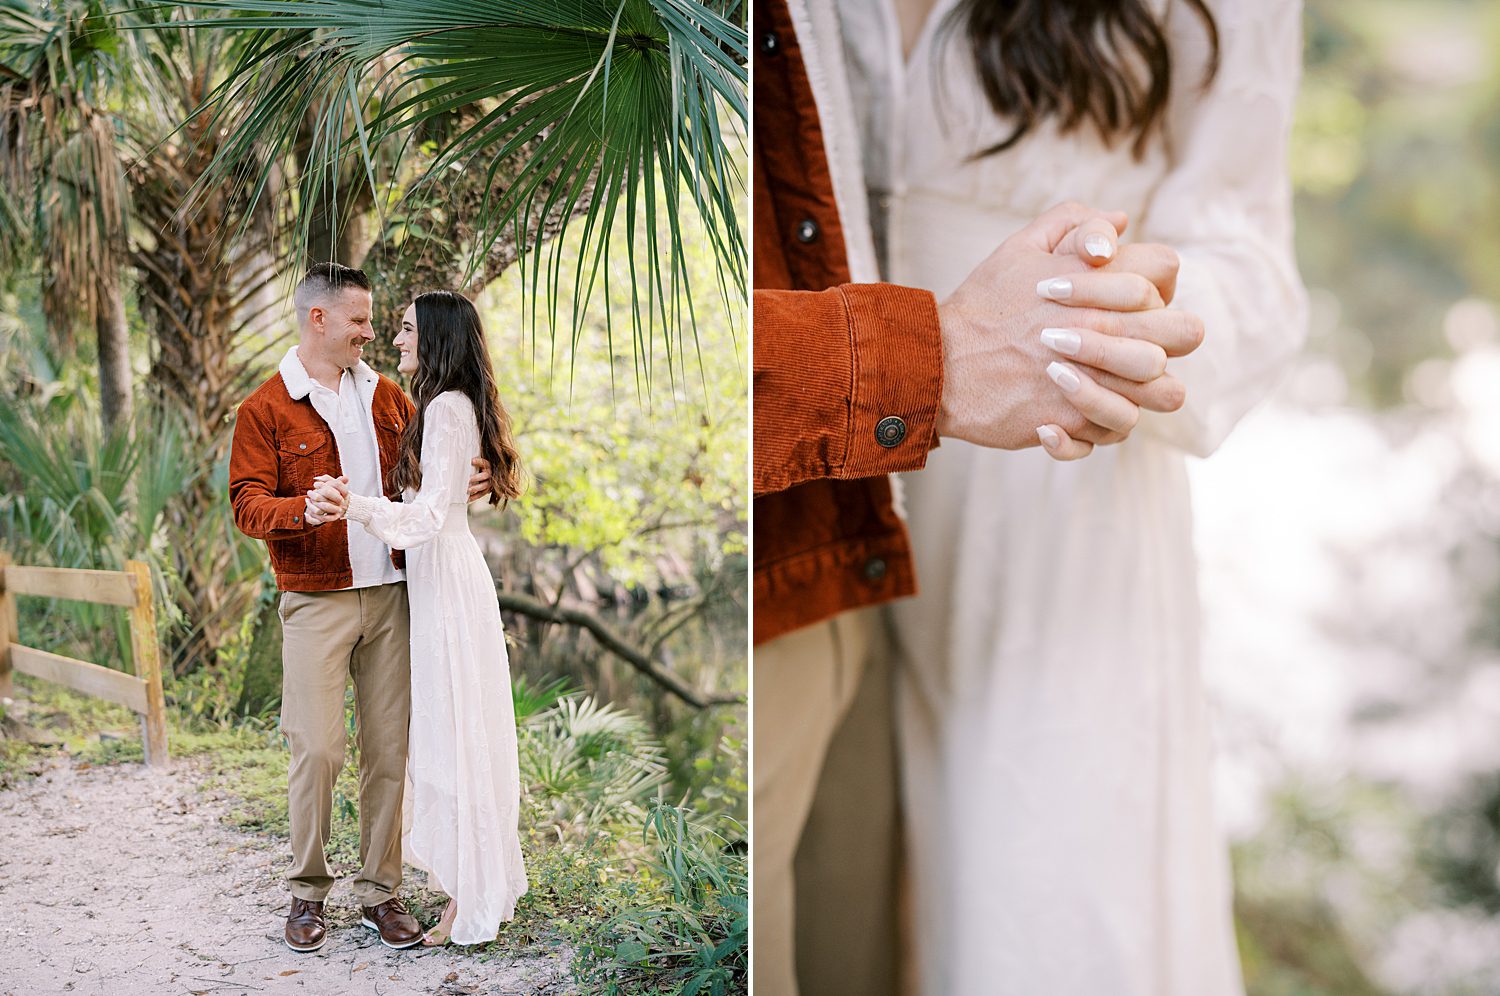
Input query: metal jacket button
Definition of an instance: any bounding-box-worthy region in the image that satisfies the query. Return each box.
[863,558,887,581]
[875,416,907,448]
[795,218,820,243]
[759,31,779,55]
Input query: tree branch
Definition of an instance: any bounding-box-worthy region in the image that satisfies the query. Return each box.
[494,588,742,710]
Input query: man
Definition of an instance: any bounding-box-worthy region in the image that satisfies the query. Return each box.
[228,263,487,953]
[751,1,1202,993]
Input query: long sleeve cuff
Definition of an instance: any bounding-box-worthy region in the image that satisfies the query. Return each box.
[839,283,944,477]
[753,283,944,494]
[268,496,316,534]
[345,493,378,525]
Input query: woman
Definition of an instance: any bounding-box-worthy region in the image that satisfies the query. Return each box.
[308,290,528,946]
[826,0,1306,993]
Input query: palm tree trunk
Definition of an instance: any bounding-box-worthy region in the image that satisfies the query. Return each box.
[94,264,132,436]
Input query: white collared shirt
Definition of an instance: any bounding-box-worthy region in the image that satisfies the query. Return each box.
[280,346,403,589]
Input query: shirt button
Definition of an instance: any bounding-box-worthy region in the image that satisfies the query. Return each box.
[794,218,820,244]
[875,416,907,448]
[863,557,887,582]
[759,31,779,55]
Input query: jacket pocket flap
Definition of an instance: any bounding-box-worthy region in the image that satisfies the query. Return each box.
[280,431,329,456]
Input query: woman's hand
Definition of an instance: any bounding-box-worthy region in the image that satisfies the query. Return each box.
[1029,215,1200,460]
[307,474,350,522]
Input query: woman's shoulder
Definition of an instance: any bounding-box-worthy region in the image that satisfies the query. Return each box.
[425,390,475,416]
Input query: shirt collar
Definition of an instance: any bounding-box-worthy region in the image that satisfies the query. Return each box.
[279,345,379,402]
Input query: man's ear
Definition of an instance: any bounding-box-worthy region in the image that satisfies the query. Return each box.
[308,305,325,332]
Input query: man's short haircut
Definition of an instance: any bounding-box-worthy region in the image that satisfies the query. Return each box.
[294,262,372,320]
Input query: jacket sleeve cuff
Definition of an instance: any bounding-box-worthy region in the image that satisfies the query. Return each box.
[838,283,944,477]
[268,497,316,534]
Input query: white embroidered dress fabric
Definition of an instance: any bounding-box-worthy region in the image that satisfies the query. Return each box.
[833,1,1308,994]
[345,391,527,944]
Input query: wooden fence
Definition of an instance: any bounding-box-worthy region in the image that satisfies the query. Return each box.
[0,554,169,766]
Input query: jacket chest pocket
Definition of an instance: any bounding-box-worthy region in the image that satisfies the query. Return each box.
[279,430,334,493]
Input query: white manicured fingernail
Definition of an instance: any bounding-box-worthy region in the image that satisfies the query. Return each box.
[1083,234,1114,260]
[1046,361,1082,394]
[1037,277,1073,300]
[1036,426,1061,450]
[1040,327,1081,356]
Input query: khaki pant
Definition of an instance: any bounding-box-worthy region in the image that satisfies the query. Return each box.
[279,583,411,906]
[754,607,902,996]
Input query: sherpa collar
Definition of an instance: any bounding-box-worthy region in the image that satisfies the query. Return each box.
[278,345,379,401]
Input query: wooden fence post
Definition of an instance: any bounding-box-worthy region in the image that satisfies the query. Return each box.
[125,560,169,767]
[0,552,15,703]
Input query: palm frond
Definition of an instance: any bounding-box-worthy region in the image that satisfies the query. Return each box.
[148,0,747,391]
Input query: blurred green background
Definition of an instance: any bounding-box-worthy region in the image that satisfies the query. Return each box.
[1200,2,1500,993]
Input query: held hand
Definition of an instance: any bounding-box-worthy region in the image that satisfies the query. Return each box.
[304,499,329,526]
[937,201,1188,459]
[1032,224,1202,457]
[307,475,350,521]
[467,457,492,503]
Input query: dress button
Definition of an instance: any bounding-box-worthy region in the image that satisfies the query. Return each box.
[794,218,820,244]
[759,31,779,55]
[863,557,887,582]
[875,416,907,448]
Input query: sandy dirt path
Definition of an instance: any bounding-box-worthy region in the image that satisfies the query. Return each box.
[0,757,572,996]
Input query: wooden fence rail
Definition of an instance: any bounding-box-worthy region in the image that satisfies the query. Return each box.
[0,554,169,766]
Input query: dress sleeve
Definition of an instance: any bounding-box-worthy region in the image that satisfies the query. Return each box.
[345,394,471,550]
[1134,0,1308,457]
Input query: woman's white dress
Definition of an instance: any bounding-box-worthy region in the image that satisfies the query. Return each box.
[346,390,527,945]
[831,1,1308,993]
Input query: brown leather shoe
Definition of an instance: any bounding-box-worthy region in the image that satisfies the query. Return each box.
[360,897,422,950]
[284,897,327,952]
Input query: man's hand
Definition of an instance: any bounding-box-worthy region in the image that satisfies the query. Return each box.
[467,457,492,503]
[304,499,329,526]
[936,201,1200,461]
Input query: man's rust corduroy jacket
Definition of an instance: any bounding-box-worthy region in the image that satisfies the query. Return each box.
[753,0,946,645]
[229,367,415,592]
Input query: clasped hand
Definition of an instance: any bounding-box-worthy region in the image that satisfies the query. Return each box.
[301,459,495,527]
[936,201,1204,461]
[305,475,349,524]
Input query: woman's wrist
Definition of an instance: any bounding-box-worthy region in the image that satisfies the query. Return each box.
[345,492,377,524]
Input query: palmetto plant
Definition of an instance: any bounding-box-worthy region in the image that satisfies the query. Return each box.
[161,0,747,392]
[520,694,670,833]
[0,391,199,670]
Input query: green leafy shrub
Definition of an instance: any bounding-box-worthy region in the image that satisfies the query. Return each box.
[576,804,747,996]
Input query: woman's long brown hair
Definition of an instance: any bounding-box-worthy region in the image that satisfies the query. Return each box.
[390,290,525,506]
[941,0,1220,160]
